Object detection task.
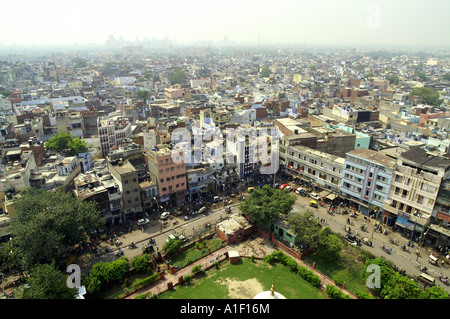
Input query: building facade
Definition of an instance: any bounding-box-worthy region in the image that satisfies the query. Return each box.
[97,116,132,157]
[340,148,396,216]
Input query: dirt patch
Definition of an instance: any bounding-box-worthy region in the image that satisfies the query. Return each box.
[215,278,264,299]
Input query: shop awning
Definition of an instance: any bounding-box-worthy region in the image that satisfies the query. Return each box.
[325,193,337,201]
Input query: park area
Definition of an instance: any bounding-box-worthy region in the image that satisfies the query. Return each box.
[159,257,327,299]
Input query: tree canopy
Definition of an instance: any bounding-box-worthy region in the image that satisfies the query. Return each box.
[20,262,78,299]
[9,187,104,270]
[287,210,322,249]
[260,67,271,78]
[364,257,448,299]
[239,185,296,228]
[45,132,88,156]
[385,74,400,85]
[409,86,441,106]
[168,68,187,85]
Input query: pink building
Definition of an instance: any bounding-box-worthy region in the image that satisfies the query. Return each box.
[144,146,187,204]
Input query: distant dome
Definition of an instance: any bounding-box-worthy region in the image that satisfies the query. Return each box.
[253,283,286,299]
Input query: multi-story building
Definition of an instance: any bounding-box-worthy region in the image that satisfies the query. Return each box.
[144,145,187,205]
[381,148,450,240]
[97,116,132,157]
[107,159,142,219]
[340,148,396,217]
[281,144,345,194]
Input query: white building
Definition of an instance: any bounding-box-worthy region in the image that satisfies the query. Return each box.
[97,116,132,157]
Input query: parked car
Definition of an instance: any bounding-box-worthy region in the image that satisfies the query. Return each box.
[310,193,321,201]
[160,212,171,220]
[137,218,150,226]
[285,186,293,191]
[279,184,289,189]
[295,188,307,195]
[213,196,221,202]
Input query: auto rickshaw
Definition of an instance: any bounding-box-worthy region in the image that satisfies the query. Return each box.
[142,244,154,254]
[309,200,318,208]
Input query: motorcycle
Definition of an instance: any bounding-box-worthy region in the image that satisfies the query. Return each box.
[389,237,398,245]
[382,244,392,254]
[439,274,449,285]
[401,244,409,253]
[129,242,137,249]
[418,264,428,273]
[360,224,367,231]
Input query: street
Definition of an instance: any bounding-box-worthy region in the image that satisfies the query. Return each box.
[292,194,450,293]
[84,189,450,294]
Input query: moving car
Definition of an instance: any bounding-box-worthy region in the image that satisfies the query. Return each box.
[137,218,150,226]
[160,212,171,220]
[310,193,321,201]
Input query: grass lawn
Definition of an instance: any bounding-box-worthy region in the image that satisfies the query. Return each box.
[306,244,373,297]
[160,258,327,299]
[169,238,223,269]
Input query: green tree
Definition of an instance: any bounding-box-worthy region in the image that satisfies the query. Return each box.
[9,187,104,270]
[443,73,450,81]
[72,57,87,68]
[45,132,88,156]
[131,254,152,273]
[386,74,400,85]
[136,89,149,101]
[239,185,296,228]
[168,68,186,85]
[0,90,13,98]
[416,72,428,82]
[419,285,449,299]
[409,87,441,106]
[287,210,322,249]
[381,272,420,299]
[260,67,271,78]
[83,256,130,295]
[20,263,78,299]
[163,238,183,256]
[317,226,344,262]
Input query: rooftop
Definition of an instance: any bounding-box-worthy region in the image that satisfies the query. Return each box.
[347,147,397,168]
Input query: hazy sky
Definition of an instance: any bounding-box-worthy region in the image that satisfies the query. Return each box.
[1,0,449,47]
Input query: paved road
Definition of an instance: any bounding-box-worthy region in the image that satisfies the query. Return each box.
[85,191,450,294]
[292,194,450,293]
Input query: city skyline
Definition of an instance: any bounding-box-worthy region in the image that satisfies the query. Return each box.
[1,0,450,49]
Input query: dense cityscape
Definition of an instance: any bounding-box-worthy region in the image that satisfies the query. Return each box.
[1,1,450,304]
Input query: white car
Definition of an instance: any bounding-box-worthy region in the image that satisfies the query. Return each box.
[137,218,150,226]
[160,212,171,220]
[310,193,321,201]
